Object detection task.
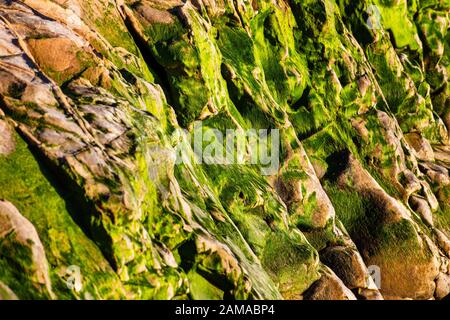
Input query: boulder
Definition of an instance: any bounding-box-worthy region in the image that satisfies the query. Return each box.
[435,273,450,300]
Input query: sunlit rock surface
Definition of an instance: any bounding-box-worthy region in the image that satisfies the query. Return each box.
[0,0,449,300]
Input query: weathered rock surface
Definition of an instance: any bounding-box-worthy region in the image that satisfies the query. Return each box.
[435,273,450,300]
[321,246,370,290]
[0,0,449,300]
[0,201,53,298]
[0,118,14,156]
[303,267,357,300]
[0,281,17,300]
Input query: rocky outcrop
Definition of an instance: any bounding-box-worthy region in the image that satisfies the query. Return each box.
[0,0,449,300]
[0,281,17,300]
[0,201,53,298]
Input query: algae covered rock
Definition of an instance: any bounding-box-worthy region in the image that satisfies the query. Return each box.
[0,0,450,300]
[0,200,53,299]
[303,267,357,300]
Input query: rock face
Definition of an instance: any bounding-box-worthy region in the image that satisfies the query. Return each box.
[0,0,449,300]
[0,281,17,300]
[0,201,53,298]
[0,118,14,156]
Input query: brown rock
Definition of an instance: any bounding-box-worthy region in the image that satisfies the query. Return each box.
[401,169,422,198]
[310,158,327,180]
[320,246,369,289]
[356,288,384,300]
[409,195,434,226]
[357,75,371,97]
[26,37,87,85]
[337,154,441,299]
[133,3,177,25]
[276,152,335,229]
[351,118,369,142]
[435,229,450,258]
[0,281,18,300]
[444,109,450,135]
[369,251,440,300]
[421,181,440,212]
[337,153,410,223]
[433,145,450,163]
[303,267,357,300]
[435,273,450,300]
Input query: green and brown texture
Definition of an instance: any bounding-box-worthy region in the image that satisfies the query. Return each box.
[0,0,450,300]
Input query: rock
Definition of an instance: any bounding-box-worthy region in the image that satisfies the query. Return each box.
[320,245,369,289]
[132,2,177,25]
[0,201,54,298]
[336,153,441,299]
[356,288,384,300]
[419,162,449,186]
[0,119,15,156]
[409,196,434,226]
[310,158,327,180]
[421,181,440,212]
[276,152,335,229]
[357,75,371,97]
[351,118,369,142]
[0,0,450,301]
[444,109,450,135]
[435,273,450,300]
[404,132,435,162]
[401,169,422,198]
[375,110,408,177]
[440,257,449,274]
[369,251,440,300]
[0,281,18,300]
[303,267,357,300]
[433,145,450,163]
[337,153,411,223]
[26,38,86,84]
[435,229,450,258]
